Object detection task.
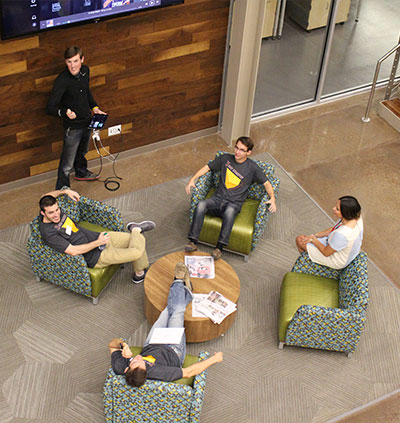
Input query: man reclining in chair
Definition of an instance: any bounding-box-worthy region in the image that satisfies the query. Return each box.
[39,188,155,283]
[185,136,277,260]
[109,263,223,387]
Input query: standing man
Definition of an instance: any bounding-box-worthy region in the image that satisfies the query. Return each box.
[46,46,107,190]
[39,188,155,283]
[109,263,223,387]
[185,136,277,260]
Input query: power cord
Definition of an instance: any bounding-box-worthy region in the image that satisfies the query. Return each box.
[91,129,123,191]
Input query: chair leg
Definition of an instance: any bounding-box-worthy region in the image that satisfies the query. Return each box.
[346,351,353,358]
[35,276,41,282]
[278,342,285,350]
[92,296,99,305]
[243,255,249,262]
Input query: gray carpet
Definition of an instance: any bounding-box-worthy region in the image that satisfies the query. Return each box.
[0,153,399,423]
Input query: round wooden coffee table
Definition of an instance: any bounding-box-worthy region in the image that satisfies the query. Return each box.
[144,251,240,343]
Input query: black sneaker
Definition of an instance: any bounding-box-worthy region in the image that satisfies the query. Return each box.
[74,170,99,181]
[132,268,148,284]
[127,221,156,233]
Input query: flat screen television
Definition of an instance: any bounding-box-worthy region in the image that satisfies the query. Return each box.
[0,0,184,40]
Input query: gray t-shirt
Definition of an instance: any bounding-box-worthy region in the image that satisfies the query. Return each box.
[209,154,268,207]
[111,344,183,382]
[39,212,101,268]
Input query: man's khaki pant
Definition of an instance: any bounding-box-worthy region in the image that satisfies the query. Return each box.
[95,230,148,272]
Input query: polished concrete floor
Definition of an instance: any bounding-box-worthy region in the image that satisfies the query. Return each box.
[254,0,400,114]
[0,89,399,421]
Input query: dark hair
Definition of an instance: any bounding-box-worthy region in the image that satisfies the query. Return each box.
[39,195,57,212]
[64,46,83,60]
[236,136,254,152]
[339,196,361,220]
[125,367,147,388]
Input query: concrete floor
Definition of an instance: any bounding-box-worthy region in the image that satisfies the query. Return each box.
[0,89,399,421]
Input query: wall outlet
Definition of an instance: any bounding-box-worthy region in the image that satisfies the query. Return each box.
[108,125,121,137]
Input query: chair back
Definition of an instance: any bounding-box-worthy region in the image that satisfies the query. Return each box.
[338,252,369,313]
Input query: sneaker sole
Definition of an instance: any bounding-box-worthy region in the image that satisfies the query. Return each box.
[74,176,100,181]
[126,221,156,232]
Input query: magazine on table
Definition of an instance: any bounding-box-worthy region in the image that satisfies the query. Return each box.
[184,255,215,279]
[192,293,209,318]
[194,291,237,324]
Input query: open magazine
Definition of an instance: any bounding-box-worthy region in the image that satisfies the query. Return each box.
[192,291,237,324]
[184,255,215,279]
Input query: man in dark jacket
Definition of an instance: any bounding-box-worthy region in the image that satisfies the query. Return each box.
[46,46,106,189]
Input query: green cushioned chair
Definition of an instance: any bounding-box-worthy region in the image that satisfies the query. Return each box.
[278,252,369,356]
[103,348,210,422]
[27,191,124,304]
[189,151,280,261]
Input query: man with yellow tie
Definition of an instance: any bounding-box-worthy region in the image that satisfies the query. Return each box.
[185,136,277,260]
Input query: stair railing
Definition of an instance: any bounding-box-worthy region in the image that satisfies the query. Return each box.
[362,36,400,123]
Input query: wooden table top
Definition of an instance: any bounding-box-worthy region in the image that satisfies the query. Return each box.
[144,251,240,322]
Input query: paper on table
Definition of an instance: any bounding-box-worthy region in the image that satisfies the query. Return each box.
[192,293,209,318]
[148,327,185,344]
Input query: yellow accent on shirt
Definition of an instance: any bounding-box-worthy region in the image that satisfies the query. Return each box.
[63,217,79,232]
[143,355,156,364]
[225,168,241,189]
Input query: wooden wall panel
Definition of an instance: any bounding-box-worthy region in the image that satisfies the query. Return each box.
[0,0,229,185]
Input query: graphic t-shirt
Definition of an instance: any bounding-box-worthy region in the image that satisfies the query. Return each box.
[39,212,101,267]
[111,344,183,382]
[209,154,268,207]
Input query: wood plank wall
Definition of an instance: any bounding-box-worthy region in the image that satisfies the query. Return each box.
[0,0,229,185]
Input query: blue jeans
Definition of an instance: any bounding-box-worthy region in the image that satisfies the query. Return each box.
[143,280,193,365]
[56,127,91,189]
[188,195,240,246]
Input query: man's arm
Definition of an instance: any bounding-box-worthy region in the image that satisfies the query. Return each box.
[181,352,223,378]
[185,164,210,195]
[108,338,132,358]
[42,188,80,202]
[64,231,109,256]
[263,180,277,213]
[46,76,67,118]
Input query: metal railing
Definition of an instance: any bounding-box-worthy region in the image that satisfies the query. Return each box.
[362,36,400,123]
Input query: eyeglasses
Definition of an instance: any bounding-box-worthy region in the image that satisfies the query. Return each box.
[234,145,248,153]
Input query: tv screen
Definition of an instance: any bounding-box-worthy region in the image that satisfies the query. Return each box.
[0,0,183,40]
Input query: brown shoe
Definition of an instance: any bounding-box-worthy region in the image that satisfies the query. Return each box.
[174,263,193,291]
[185,241,198,252]
[211,248,222,261]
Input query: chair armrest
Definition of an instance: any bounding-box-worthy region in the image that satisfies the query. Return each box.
[189,172,213,223]
[190,351,210,423]
[286,305,366,353]
[78,196,124,232]
[292,251,341,280]
[27,235,92,297]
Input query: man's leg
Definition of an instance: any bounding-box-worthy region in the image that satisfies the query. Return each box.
[94,231,149,272]
[55,128,82,189]
[217,203,240,246]
[166,280,193,365]
[73,128,90,177]
[188,196,221,243]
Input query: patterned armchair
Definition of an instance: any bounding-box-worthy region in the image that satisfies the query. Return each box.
[27,192,124,304]
[103,349,209,423]
[189,151,280,260]
[278,252,369,357]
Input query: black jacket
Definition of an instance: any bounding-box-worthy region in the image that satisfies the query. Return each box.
[46,64,97,129]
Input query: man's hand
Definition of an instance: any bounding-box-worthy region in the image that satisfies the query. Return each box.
[212,351,223,363]
[186,179,196,195]
[66,108,77,120]
[267,198,277,213]
[93,107,107,115]
[121,343,133,359]
[65,189,80,202]
[98,232,110,245]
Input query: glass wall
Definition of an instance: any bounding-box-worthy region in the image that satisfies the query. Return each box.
[253,0,400,116]
[322,0,400,97]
